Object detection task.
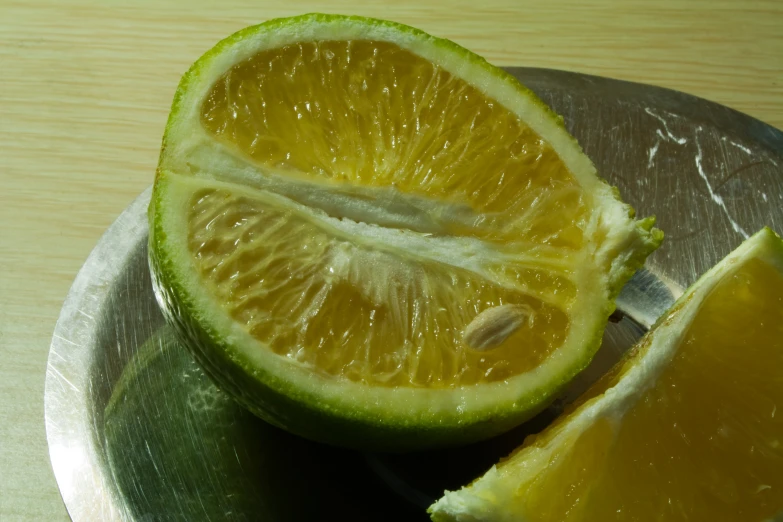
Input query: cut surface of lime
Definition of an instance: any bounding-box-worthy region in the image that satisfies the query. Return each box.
[149,14,661,450]
[430,227,783,520]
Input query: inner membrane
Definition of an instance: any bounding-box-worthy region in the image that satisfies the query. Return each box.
[515,257,783,520]
[192,40,591,386]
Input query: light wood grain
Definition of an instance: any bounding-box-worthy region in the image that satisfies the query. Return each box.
[1,1,781,519]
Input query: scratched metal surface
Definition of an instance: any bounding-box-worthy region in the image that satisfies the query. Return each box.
[45,67,783,522]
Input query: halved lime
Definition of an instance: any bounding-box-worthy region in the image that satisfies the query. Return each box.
[149,14,661,450]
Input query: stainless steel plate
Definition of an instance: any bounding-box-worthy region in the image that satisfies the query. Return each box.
[45,67,783,521]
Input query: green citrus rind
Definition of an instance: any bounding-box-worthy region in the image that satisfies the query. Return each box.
[148,13,662,451]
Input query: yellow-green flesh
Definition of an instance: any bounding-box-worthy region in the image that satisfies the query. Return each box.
[501,257,783,521]
[184,39,594,388]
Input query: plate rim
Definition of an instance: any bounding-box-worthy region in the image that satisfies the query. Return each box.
[44,66,783,521]
[45,187,152,522]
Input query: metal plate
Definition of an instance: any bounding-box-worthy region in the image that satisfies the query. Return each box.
[45,67,783,521]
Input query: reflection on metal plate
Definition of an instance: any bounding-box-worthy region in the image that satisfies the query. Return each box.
[45,68,783,521]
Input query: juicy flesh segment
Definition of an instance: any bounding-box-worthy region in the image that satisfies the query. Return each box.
[185,39,593,387]
[187,186,575,387]
[200,40,589,246]
[504,258,783,521]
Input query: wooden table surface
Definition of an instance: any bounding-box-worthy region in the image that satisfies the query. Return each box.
[1,0,781,519]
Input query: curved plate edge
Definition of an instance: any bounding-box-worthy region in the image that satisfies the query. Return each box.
[45,188,152,522]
